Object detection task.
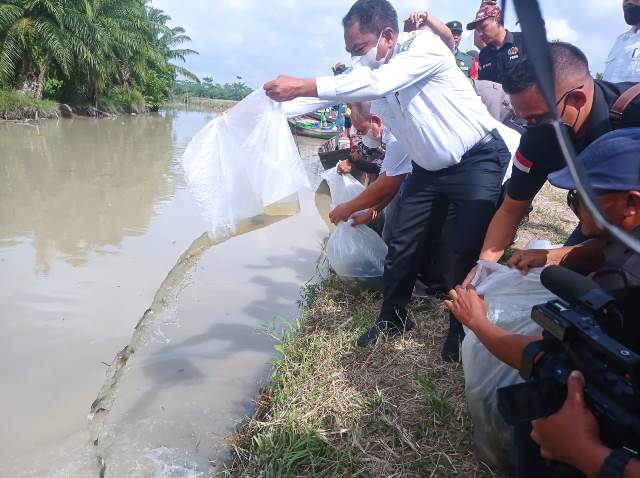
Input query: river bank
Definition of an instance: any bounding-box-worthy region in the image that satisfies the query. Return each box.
[173,97,239,112]
[0,89,160,121]
[219,184,578,477]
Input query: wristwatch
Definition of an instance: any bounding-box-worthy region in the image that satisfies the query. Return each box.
[597,448,637,478]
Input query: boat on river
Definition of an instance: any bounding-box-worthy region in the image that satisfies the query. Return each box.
[289,116,338,140]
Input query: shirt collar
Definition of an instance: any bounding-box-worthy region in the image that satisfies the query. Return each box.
[503,30,515,46]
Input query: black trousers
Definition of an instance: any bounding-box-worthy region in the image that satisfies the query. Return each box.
[380,131,510,322]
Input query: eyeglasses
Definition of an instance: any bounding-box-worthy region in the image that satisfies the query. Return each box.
[566,189,624,212]
[557,84,584,119]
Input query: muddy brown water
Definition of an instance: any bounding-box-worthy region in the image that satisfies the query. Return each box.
[0,111,331,477]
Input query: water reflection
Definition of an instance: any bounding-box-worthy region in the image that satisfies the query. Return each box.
[0,114,179,275]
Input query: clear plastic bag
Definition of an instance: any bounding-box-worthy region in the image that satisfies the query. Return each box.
[461,260,557,468]
[321,168,387,278]
[181,91,309,237]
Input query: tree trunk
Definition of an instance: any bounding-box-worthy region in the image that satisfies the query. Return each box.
[33,64,47,99]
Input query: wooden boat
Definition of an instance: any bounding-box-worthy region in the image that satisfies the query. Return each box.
[318,136,351,170]
[308,110,338,123]
[289,116,338,140]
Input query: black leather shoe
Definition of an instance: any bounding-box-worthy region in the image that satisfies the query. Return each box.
[440,328,466,363]
[356,317,415,348]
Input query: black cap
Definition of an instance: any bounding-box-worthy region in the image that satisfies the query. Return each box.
[446,21,463,33]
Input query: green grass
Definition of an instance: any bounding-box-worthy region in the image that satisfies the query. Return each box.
[0,89,57,119]
[217,275,502,478]
[174,96,238,112]
[217,186,577,478]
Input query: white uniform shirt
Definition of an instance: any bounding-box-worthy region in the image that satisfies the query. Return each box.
[380,127,412,176]
[316,30,499,171]
[604,27,640,83]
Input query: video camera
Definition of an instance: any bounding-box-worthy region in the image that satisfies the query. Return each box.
[497,266,640,451]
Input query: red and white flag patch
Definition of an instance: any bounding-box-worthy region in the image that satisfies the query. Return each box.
[514,150,533,174]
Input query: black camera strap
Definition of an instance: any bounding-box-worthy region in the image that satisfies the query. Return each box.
[508,0,640,255]
[597,448,638,478]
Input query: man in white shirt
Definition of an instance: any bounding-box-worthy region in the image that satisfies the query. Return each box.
[265,0,510,361]
[604,0,640,83]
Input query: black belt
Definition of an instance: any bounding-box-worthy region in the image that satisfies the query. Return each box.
[476,129,499,148]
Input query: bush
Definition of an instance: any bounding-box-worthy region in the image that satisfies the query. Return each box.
[100,85,147,113]
[0,89,56,110]
[43,79,64,101]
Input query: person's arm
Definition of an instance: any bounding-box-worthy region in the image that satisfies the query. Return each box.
[281,97,336,117]
[480,195,531,260]
[264,31,451,103]
[329,173,404,224]
[423,14,455,52]
[531,371,640,478]
[404,12,455,52]
[507,240,607,275]
[445,285,541,369]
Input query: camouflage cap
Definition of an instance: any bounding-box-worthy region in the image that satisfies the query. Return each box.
[466,3,502,30]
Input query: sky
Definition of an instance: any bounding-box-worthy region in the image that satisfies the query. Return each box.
[151,0,629,88]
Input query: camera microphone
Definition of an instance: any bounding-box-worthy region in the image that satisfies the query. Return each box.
[540,266,615,313]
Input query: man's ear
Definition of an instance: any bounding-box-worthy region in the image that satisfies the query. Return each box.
[625,191,640,217]
[566,90,588,110]
[382,26,396,44]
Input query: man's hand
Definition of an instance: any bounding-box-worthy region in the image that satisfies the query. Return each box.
[531,371,601,467]
[507,249,549,275]
[264,76,314,102]
[350,209,375,226]
[329,203,354,225]
[404,11,428,32]
[507,248,567,275]
[332,62,346,75]
[337,160,352,175]
[444,285,489,331]
[462,265,478,287]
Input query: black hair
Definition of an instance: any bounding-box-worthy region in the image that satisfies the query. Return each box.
[342,0,399,35]
[502,41,591,94]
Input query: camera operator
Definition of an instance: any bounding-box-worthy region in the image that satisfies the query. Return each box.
[446,128,640,477]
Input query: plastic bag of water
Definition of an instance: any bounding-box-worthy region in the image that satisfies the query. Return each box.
[322,168,387,278]
[181,90,309,237]
[461,260,557,469]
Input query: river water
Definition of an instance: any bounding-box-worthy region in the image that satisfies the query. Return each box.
[0,110,331,477]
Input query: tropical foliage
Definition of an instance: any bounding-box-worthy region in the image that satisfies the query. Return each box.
[0,0,198,108]
[173,77,253,102]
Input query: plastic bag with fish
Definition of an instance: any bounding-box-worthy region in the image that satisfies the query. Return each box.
[461,260,557,469]
[181,90,309,237]
[322,168,387,277]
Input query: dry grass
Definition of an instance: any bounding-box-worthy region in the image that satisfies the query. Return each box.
[217,278,504,478]
[217,185,578,478]
[513,183,578,249]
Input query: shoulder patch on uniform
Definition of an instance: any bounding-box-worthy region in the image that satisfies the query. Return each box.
[508,46,519,56]
[400,33,417,53]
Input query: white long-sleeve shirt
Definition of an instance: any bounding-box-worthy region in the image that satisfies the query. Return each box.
[604,27,640,83]
[315,30,499,171]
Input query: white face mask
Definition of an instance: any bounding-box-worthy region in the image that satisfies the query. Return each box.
[362,121,382,148]
[351,32,389,70]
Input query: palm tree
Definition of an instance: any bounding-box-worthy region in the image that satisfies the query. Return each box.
[0,0,198,106]
[0,0,72,97]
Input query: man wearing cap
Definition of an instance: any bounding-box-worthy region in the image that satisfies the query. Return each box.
[446,20,475,79]
[467,1,527,85]
[446,128,640,478]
